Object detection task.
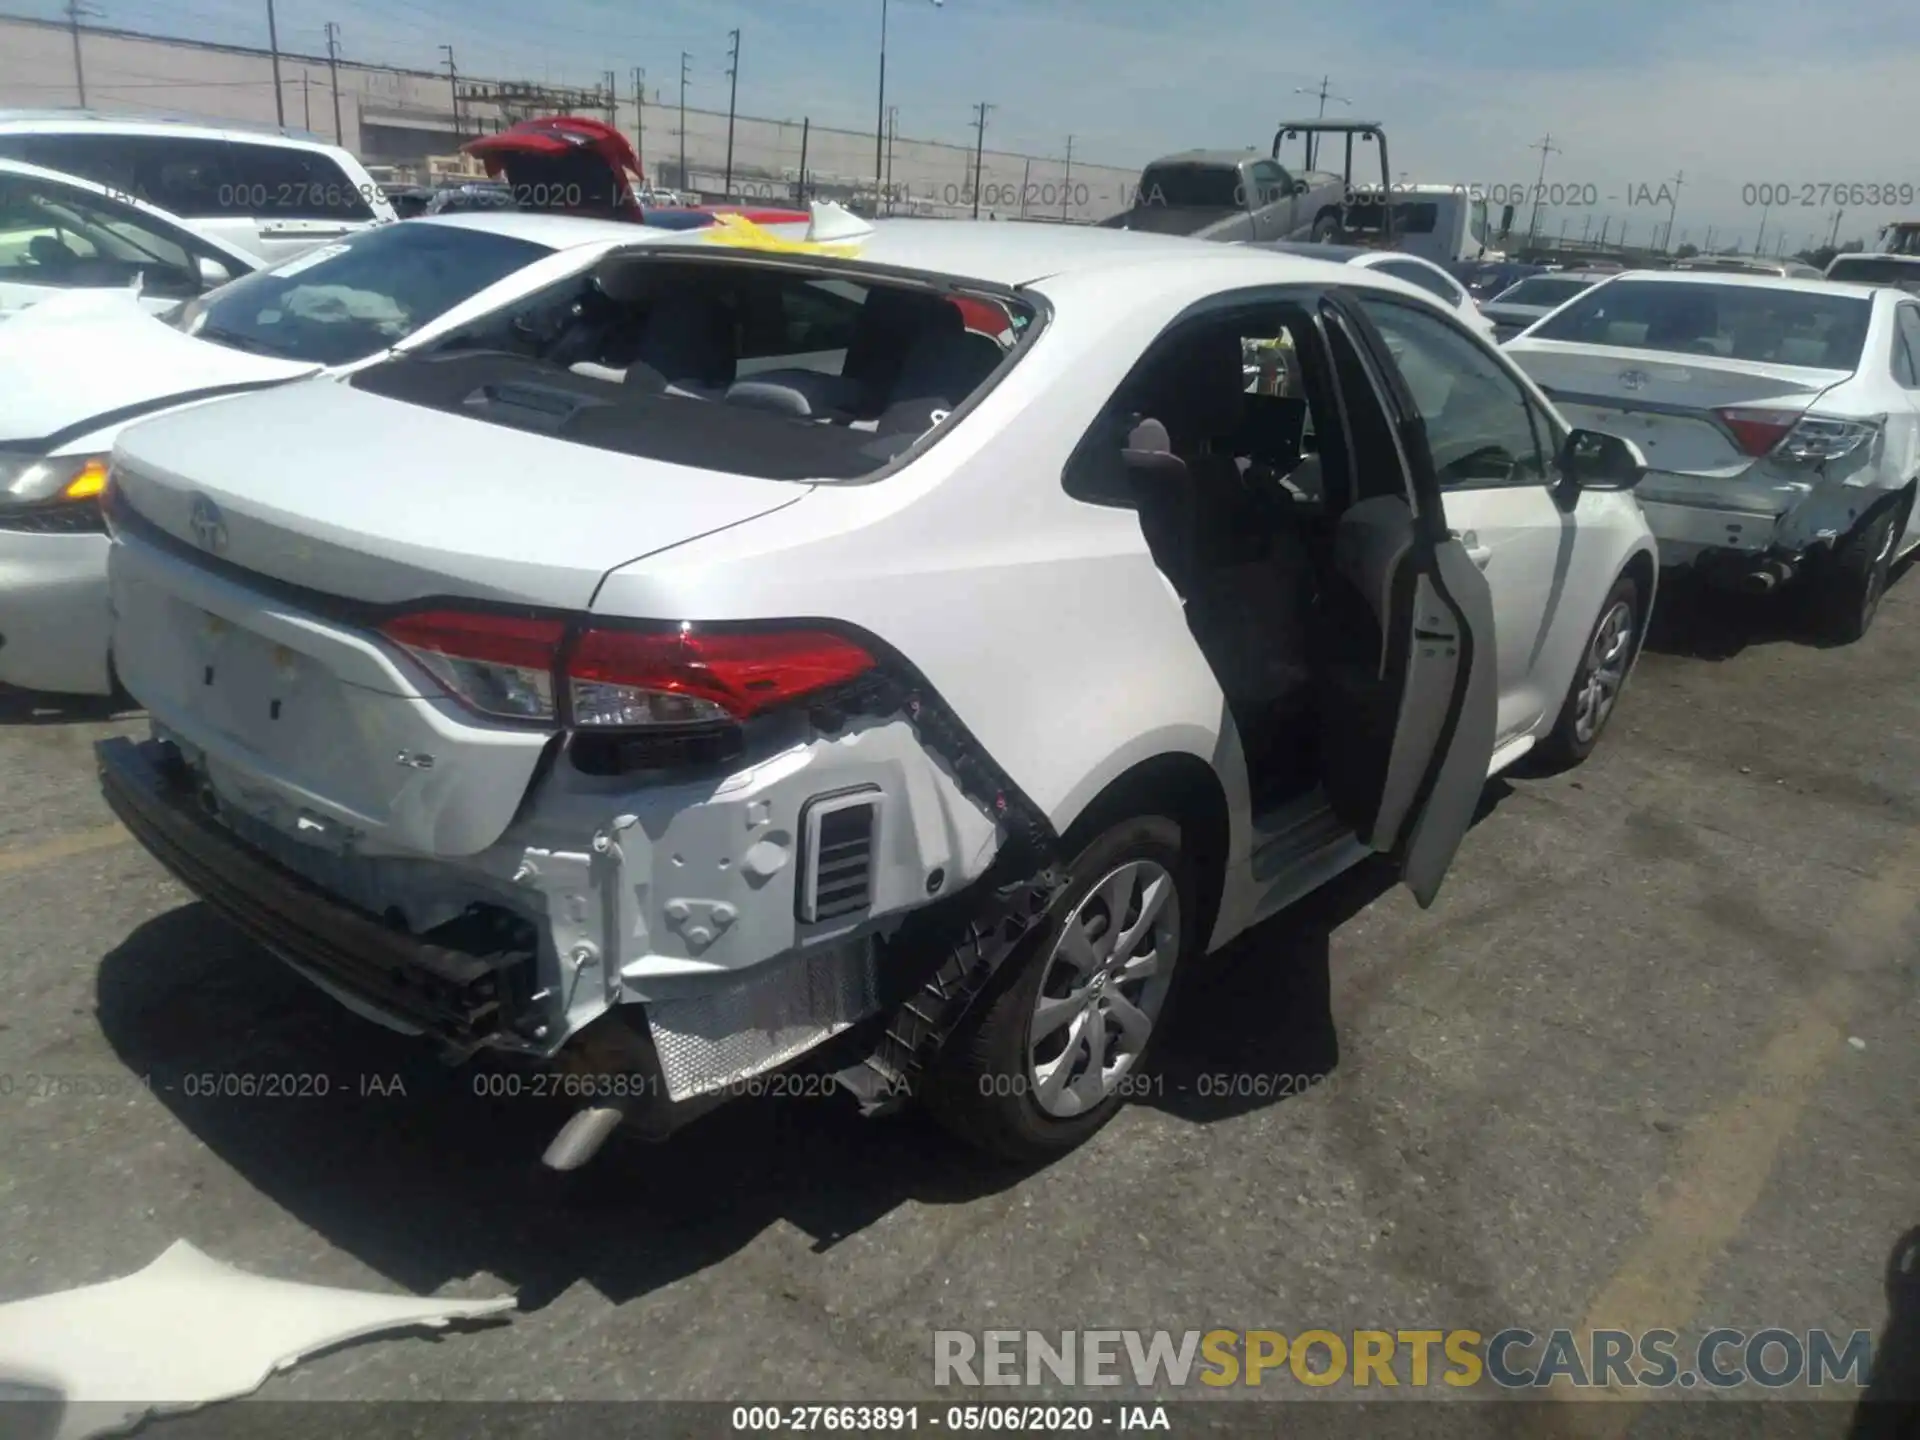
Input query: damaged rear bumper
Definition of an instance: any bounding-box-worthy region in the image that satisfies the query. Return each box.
[99,735,540,1045]
[1639,465,1907,588]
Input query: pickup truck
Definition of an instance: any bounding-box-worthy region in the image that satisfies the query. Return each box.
[1098,149,1347,243]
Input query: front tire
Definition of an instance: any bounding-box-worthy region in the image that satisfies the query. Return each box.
[1536,573,1640,770]
[923,816,1190,1162]
[1310,210,1341,242]
[1814,502,1900,644]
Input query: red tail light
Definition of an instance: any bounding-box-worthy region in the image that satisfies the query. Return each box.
[1715,406,1801,458]
[567,625,876,727]
[377,610,878,729]
[380,610,566,721]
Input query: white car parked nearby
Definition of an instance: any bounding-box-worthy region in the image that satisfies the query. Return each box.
[1247,240,1499,341]
[0,110,398,264]
[1506,270,1920,640]
[0,212,713,695]
[94,216,1657,1167]
[0,156,259,318]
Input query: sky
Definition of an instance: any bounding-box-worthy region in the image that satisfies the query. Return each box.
[9,0,1920,245]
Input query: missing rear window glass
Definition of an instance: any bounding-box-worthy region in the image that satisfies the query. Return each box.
[359,255,1039,481]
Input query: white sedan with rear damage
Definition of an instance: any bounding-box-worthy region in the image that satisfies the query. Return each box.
[1506,270,1920,641]
[92,215,1656,1168]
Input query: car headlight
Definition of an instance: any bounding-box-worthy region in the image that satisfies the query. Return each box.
[0,452,112,507]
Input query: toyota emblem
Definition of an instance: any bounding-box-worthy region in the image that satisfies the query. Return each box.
[188,494,228,554]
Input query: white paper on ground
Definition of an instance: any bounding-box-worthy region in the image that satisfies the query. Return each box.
[0,1239,515,1440]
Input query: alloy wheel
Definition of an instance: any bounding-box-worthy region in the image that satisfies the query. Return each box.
[1026,859,1180,1118]
[1573,598,1635,746]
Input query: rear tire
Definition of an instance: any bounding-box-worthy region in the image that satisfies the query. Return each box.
[1535,573,1640,770]
[922,815,1191,1162]
[1310,210,1341,243]
[1813,502,1900,645]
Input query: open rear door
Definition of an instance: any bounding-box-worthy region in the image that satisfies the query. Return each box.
[1311,296,1497,906]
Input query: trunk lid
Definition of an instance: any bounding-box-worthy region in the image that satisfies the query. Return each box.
[107,377,810,860]
[109,377,809,609]
[0,290,315,446]
[1505,340,1847,477]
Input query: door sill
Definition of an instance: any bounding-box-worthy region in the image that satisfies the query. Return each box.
[1487,734,1535,776]
[1245,788,1370,928]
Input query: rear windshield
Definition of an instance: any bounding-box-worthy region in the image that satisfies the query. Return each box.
[1826,256,1920,293]
[1530,278,1872,369]
[352,255,1037,481]
[171,221,550,366]
[1135,165,1242,210]
[1492,276,1595,307]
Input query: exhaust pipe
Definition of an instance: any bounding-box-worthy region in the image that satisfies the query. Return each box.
[1735,556,1797,595]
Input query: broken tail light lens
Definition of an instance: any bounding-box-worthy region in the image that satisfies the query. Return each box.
[1776,413,1881,465]
[379,610,565,721]
[1715,407,1804,458]
[1715,408,1879,464]
[566,625,877,727]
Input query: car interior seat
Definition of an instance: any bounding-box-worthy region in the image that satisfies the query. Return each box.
[628,287,738,396]
[1130,327,1317,786]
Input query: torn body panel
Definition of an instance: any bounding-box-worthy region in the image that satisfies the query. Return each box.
[1635,458,1911,573]
[131,700,1006,1079]
[0,1239,511,1440]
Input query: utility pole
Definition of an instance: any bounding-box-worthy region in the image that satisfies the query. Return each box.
[1580,213,1592,243]
[1755,197,1771,256]
[1525,133,1560,248]
[324,22,343,144]
[1704,224,1716,252]
[797,116,810,205]
[1018,156,1031,218]
[1597,215,1610,247]
[1662,171,1684,252]
[440,45,459,140]
[64,0,92,107]
[678,51,691,194]
[1062,133,1074,220]
[266,0,285,126]
[641,68,656,180]
[969,101,993,219]
[604,70,616,128]
[301,71,311,130]
[1291,75,1348,169]
[1829,208,1844,248]
[885,105,899,213]
[723,30,740,200]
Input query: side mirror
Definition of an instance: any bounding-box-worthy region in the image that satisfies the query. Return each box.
[196,256,232,290]
[1558,427,1646,491]
[1498,205,1516,238]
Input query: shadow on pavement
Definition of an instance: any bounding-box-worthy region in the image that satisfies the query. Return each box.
[0,683,135,727]
[1850,1224,1920,1439]
[1645,557,1917,662]
[95,903,1042,1311]
[92,780,1516,1313]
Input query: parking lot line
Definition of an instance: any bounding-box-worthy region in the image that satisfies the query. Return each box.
[1546,825,1920,1433]
[0,822,129,878]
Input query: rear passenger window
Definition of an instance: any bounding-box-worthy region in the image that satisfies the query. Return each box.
[1896,307,1920,390]
[225,141,374,221]
[0,134,371,221]
[773,280,863,357]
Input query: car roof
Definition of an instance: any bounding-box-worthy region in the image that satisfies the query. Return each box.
[0,107,343,152]
[413,211,685,249]
[1248,240,1373,262]
[1143,150,1259,169]
[1597,268,1881,301]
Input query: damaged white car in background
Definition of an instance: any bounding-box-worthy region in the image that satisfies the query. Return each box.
[93,216,1656,1168]
[1506,270,1920,641]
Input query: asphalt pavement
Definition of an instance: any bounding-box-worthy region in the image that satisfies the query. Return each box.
[0,564,1915,1437]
